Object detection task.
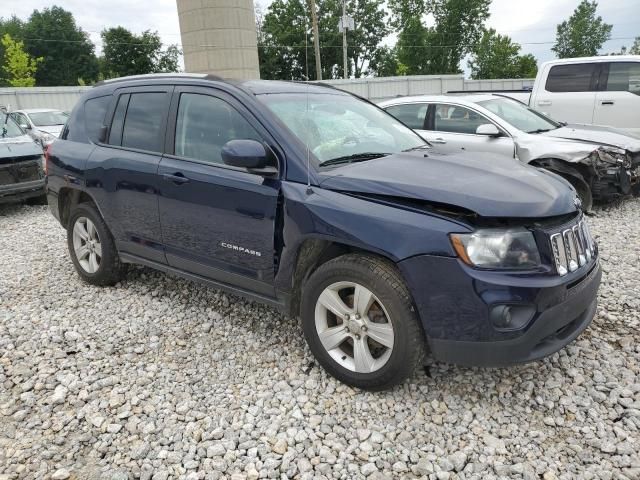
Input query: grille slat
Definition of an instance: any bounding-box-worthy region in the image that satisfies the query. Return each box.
[550,218,595,276]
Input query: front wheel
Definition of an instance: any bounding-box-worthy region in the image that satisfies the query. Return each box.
[301,254,425,390]
[67,203,124,286]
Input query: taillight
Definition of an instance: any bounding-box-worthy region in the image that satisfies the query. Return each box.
[44,144,51,176]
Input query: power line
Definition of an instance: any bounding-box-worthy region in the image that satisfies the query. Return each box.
[19,36,640,49]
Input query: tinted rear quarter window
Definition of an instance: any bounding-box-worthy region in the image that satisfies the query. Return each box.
[84,95,110,143]
[120,92,167,152]
[545,63,597,92]
[606,62,640,95]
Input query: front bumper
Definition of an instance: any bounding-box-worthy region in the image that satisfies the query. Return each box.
[0,179,46,204]
[399,254,601,367]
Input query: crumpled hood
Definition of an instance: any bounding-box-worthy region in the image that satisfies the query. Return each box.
[0,135,43,160]
[540,125,640,153]
[319,151,578,218]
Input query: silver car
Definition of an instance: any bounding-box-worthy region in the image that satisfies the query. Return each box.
[380,94,640,210]
[9,109,69,147]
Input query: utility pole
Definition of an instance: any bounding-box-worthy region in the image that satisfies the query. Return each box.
[342,0,348,79]
[308,0,322,80]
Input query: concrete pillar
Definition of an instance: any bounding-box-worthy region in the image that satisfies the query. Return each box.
[177,0,260,80]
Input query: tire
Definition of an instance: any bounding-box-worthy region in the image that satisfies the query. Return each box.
[67,202,124,286]
[558,171,593,212]
[300,254,425,391]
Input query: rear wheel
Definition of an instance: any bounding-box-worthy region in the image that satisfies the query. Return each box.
[67,203,124,286]
[301,254,425,390]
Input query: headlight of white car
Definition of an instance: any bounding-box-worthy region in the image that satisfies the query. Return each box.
[450,229,542,270]
[40,132,57,146]
[594,147,630,168]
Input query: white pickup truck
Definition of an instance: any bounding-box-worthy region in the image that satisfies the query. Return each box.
[462,56,640,135]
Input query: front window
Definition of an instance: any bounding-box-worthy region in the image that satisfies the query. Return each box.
[257,93,426,165]
[477,98,560,134]
[0,114,26,139]
[28,111,69,127]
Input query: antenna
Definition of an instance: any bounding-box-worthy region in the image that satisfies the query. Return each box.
[305,19,313,195]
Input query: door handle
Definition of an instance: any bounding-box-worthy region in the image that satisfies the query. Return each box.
[162,172,190,185]
[538,100,552,106]
[431,138,447,144]
[600,100,615,106]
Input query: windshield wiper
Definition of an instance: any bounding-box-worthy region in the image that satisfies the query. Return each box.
[528,128,556,134]
[319,152,391,167]
[403,144,431,152]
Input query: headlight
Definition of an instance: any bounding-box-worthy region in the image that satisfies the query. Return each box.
[40,132,56,146]
[450,229,541,269]
[595,148,630,168]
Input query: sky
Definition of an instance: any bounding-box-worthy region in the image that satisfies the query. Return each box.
[5,0,640,76]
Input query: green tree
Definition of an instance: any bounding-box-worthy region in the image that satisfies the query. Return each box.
[552,1,612,58]
[0,16,25,85]
[468,29,538,79]
[257,0,389,80]
[369,46,401,77]
[258,0,310,80]
[23,6,99,85]
[389,0,490,75]
[630,37,640,55]
[100,27,180,79]
[318,0,389,78]
[1,34,41,87]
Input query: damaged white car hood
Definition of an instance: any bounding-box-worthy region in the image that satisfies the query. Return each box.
[541,125,640,153]
[514,125,640,164]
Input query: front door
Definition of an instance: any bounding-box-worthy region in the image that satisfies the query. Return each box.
[424,104,515,158]
[157,87,280,297]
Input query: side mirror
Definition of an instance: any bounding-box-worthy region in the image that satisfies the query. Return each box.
[221,139,277,174]
[20,124,30,130]
[476,124,501,137]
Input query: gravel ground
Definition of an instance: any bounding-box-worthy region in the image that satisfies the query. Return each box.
[0,200,639,480]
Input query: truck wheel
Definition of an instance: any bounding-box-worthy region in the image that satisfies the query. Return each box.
[300,254,425,390]
[67,203,124,286]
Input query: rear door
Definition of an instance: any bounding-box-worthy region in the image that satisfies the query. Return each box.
[533,63,599,123]
[85,86,172,264]
[424,103,514,157]
[593,61,640,133]
[157,86,280,297]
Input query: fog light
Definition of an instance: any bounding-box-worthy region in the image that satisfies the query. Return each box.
[490,305,513,329]
[490,304,536,331]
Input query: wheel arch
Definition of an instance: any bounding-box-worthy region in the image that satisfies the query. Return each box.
[285,237,406,318]
[58,187,100,229]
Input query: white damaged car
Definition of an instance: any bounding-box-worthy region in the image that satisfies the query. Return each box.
[380,94,640,210]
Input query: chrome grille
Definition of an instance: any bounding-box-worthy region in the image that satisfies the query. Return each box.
[550,220,595,276]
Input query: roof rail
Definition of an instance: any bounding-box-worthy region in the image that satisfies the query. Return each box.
[94,73,226,87]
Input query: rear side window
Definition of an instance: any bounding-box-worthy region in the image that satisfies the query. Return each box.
[385,103,428,130]
[84,96,110,143]
[545,63,598,92]
[606,62,640,95]
[106,92,167,152]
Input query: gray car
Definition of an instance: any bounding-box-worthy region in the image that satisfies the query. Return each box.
[10,108,69,147]
[380,94,640,210]
[0,112,46,204]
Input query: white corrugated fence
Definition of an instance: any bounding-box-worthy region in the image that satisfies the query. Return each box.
[0,76,535,111]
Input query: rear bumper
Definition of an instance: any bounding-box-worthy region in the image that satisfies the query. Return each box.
[0,179,46,204]
[399,254,601,367]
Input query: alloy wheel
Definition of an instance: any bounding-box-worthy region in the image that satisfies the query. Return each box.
[72,216,102,274]
[314,281,395,373]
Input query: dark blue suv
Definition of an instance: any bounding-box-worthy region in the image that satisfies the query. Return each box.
[46,74,601,390]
